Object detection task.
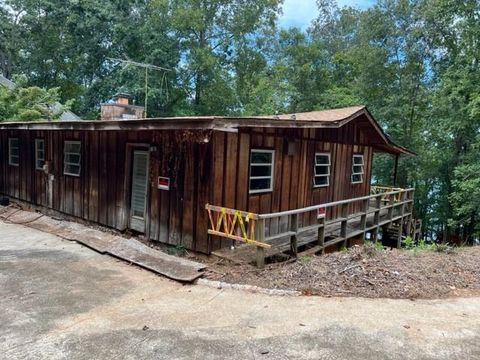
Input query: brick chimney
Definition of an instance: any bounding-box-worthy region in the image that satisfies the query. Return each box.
[101,92,145,121]
[113,93,131,105]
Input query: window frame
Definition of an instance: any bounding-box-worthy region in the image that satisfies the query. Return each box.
[63,140,82,177]
[8,138,19,166]
[351,154,364,184]
[35,139,45,171]
[249,149,275,194]
[313,152,331,188]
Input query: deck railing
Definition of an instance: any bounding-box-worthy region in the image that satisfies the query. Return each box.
[371,185,404,203]
[206,187,415,268]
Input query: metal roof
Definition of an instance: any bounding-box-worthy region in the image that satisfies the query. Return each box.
[0,74,15,89]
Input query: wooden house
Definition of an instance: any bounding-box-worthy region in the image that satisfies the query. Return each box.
[0,105,417,263]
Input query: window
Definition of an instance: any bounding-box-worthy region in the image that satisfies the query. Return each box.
[313,153,331,187]
[35,139,45,170]
[64,141,81,176]
[249,149,274,193]
[351,154,364,183]
[8,138,19,166]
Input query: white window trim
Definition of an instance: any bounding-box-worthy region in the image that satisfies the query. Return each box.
[63,140,81,177]
[249,149,275,194]
[35,139,45,171]
[8,138,19,166]
[313,152,331,188]
[351,154,364,184]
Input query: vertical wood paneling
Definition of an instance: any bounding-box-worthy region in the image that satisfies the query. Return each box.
[88,131,99,222]
[1,122,380,254]
[181,142,195,249]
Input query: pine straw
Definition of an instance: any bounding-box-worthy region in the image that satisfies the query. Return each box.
[204,245,480,299]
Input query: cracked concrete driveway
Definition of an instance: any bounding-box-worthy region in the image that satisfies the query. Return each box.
[1,221,479,360]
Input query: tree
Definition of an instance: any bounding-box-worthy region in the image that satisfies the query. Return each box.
[170,0,281,115]
[0,76,72,121]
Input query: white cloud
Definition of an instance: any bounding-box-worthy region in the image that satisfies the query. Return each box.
[278,0,375,29]
[278,0,318,29]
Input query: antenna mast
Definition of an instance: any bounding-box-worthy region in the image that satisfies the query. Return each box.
[108,57,172,118]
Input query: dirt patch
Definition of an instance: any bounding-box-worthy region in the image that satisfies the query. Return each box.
[202,244,480,299]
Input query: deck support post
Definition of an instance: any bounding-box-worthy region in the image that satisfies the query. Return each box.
[387,194,394,222]
[290,213,298,258]
[360,199,368,240]
[406,215,412,239]
[340,203,348,248]
[318,216,325,254]
[255,219,266,268]
[256,246,265,268]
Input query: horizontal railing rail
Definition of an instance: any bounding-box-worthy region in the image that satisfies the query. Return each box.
[257,188,415,219]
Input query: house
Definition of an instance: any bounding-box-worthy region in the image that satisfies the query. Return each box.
[0,74,82,121]
[0,105,417,264]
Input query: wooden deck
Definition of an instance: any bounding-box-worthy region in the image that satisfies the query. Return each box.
[207,187,417,267]
[213,204,395,264]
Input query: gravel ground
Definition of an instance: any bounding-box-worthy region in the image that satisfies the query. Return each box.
[204,244,480,299]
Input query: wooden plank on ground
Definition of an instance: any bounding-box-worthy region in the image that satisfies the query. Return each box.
[2,207,206,282]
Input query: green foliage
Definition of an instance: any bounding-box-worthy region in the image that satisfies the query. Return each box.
[365,240,384,251]
[166,244,187,257]
[0,77,71,121]
[403,236,456,254]
[403,236,414,250]
[299,255,314,264]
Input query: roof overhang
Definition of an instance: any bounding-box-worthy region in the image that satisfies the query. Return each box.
[0,106,415,156]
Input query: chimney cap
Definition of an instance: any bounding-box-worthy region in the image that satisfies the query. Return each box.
[113,92,132,101]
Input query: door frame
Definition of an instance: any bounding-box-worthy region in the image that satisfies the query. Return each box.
[123,143,151,236]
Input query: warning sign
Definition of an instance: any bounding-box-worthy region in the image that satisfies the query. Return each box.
[317,207,326,219]
[157,177,170,190]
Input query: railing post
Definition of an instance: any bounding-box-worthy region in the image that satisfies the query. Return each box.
[341,203,348,248]
[255,218,266,268]
[396,191,406,248]
[373,196,381,242]
[405,190,413,238]
[290,213,298,258]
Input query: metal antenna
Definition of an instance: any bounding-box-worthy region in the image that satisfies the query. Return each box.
[108,57,172,118]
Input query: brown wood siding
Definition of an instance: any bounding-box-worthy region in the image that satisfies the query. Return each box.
[0,129,212,253]
[1,121,375,254]
[210,124,375,250]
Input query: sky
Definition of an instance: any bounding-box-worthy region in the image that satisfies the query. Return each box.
[279,0,376,29]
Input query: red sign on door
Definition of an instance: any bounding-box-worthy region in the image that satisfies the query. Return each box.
[158,176,170,190]
[317,207,326,219]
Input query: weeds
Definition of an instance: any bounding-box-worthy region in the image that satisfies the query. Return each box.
[363,241,383,257]
[403,236,456,254]
[403,236,414,249]
[299,255,314,264]
[166,245,187,256]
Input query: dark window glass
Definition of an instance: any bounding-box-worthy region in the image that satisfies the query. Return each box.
[250,178,271,191]
[251,152,272,164]
[250,165,272,177]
